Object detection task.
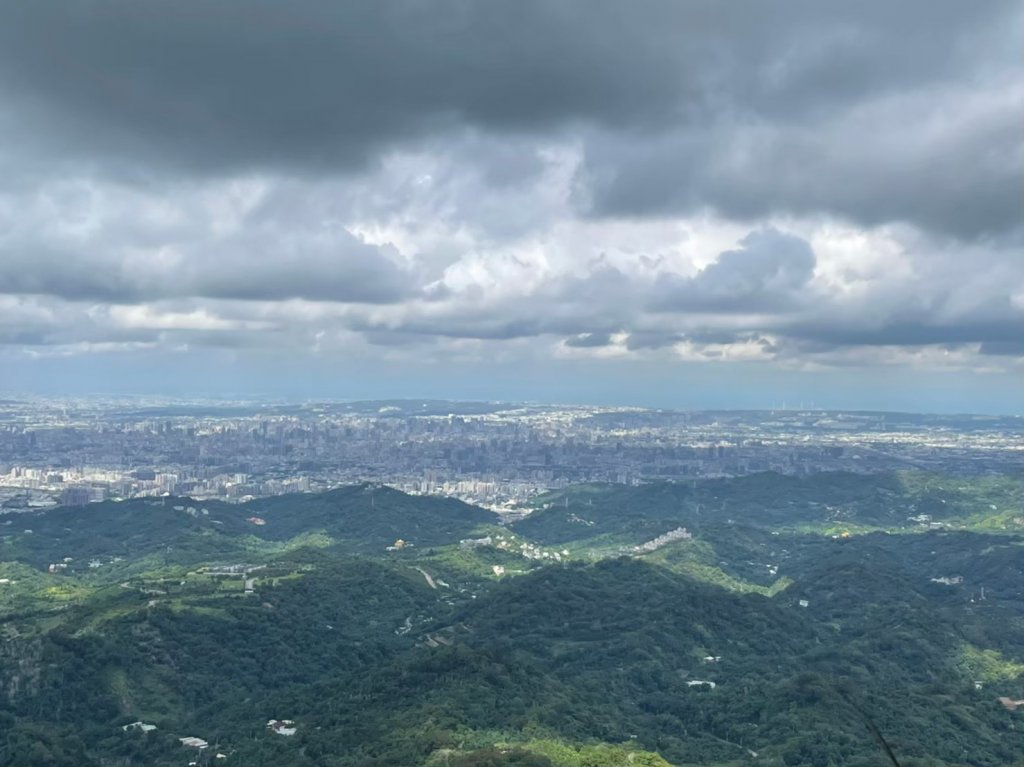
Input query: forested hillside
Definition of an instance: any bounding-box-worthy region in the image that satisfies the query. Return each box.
[1,473,1022,767]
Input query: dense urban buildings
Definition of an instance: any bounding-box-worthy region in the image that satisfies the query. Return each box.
[1,396,1020,512]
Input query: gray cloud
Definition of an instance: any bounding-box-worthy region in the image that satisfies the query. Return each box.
[651,228,816,313]
[0,182,416,304]
[565,333,613,348]
[787,318,1024,351]
[979,341,1024,357]
[0,1,686,174]
[0,1,1021,393]
[623,332,683,351]
[335,222,1024,360]
[182,231,414,304]
[576,92,1024,238]
[0,1,1019,239]
[0,307,160,348]
[0,247,149,304]
[362,330,441,348]
[0,238,414,304]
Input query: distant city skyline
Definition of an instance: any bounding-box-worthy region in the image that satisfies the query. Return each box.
[2,397,1019,515]
[0,2,1021,414]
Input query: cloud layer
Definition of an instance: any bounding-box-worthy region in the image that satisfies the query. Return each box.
[0,1,1021,405]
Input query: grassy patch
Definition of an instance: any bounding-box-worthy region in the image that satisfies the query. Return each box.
[960,644,1024,682]
[641,539,791,596]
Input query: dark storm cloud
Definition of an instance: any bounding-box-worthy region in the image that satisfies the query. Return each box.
[0,0,687,173]
[0,1,1019,238]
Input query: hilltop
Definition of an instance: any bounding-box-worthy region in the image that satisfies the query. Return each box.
[1,483,499,569]
[513,471,1024,545]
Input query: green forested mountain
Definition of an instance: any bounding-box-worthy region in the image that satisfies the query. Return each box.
[1,483,498,568]
[513,472,1024,545]
[1,472,1022,767]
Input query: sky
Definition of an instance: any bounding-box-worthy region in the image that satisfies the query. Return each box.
[0,1,1022,414]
